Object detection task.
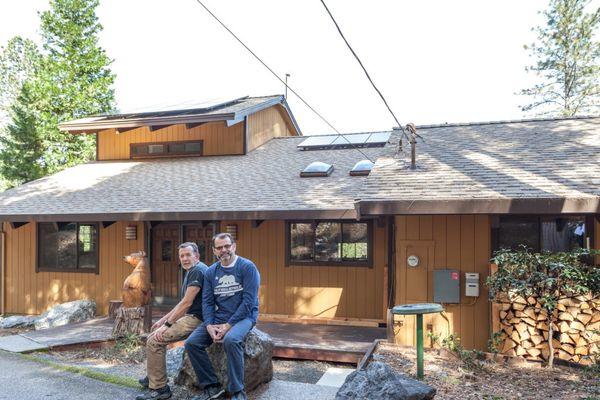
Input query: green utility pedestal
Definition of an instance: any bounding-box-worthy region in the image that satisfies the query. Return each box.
[392,303,444,379]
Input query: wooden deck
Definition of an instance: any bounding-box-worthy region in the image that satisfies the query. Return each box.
[3,312,387,363]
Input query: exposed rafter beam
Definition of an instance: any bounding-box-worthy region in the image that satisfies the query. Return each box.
[149,125,172,132]
[9,222,29,230]
[251,220,264,228]
[115,127,137,134]
[185,122,206,130]
[145,221,162,230]
[101,221,117,229]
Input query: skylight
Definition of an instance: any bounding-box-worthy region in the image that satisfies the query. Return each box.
[349,160,374,176]
[300,162,334,177]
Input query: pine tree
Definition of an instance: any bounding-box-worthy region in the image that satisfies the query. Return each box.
[0,0,115,186]
[521,0,600,116]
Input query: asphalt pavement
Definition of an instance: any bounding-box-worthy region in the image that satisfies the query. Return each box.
[0,350,138,400]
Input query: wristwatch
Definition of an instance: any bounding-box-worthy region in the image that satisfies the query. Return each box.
[164,321,173,328]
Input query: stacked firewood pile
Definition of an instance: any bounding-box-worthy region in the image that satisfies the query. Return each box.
[495,293,600,365]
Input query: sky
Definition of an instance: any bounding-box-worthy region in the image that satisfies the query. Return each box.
[0,0,581,135]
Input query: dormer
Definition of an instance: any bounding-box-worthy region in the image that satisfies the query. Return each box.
[59,95,301,161]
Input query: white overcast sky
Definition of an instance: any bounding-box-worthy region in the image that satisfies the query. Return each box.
[0,0,587,134]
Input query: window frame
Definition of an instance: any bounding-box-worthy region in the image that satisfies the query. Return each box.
[36,222,100,274]
[129,140,204,159]
[491,215,595,255]
[285,219,374,268]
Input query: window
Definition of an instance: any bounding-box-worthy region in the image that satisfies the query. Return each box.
[349,159,374,176]
[300,162,334,177]
[494,216,592,253]
[287,220,372,266]
[37,222,99,273]
[161,240,173,261]
[130,140,203,159]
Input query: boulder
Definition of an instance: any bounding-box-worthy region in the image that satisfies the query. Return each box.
[166,346,186,377]
[0,315,38,329]
[34,300,96,330]
[335,362,436,400]
[175,328,273,393]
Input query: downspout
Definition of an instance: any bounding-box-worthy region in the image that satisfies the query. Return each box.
[1,223,5,316]
[386,215,396,342]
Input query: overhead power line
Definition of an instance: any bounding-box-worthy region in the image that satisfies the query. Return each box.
[193,0,378,163]
[319,0,417,144]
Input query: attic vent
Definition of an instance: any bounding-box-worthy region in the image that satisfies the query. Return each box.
[300,162,334,177]
[349,160,374,176]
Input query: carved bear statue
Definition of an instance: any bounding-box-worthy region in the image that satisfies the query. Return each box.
[122,250,151,308]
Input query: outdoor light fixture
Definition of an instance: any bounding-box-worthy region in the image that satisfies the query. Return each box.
[225,224,238,241]
[125,225,137,240]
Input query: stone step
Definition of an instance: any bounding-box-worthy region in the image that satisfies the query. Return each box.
[251,379,338,400]
[316,367,354,388]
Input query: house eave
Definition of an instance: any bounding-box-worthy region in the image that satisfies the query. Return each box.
[357,197,600,215]
[0,208,358,223]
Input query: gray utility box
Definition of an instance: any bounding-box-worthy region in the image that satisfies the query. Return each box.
[433,269,460,303]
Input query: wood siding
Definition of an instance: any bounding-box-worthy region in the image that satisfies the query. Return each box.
[97,121,244,160]
[247,105,298,152]
[393,215,491,351]
[3,221,146,315]
[230,219,387,321]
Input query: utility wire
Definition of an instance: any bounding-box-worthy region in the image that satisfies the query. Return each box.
[193,0,378,163]
[319,0,421,144]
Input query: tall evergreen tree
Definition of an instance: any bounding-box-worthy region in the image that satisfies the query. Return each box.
[0,0,115,186]
[521,0,600,116]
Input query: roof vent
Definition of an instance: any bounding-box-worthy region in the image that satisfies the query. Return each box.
[300,162,334,177]
[349,159,374,176]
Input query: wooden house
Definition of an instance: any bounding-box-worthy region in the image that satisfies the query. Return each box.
[0,94,597,351]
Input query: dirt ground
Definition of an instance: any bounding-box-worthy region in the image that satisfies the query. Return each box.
[375,342,600,400]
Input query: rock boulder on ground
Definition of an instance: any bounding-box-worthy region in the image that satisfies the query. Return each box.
[174,328,273,393]
[34,300,96,330]
[0,315,38,329]
[335,361,436,400]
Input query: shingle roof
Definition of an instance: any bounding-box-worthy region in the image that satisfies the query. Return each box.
[358,117,600,215]
[59,95,302,135]
[0,135,393,222]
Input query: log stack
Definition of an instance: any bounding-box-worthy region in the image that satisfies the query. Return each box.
[494,293,600,365]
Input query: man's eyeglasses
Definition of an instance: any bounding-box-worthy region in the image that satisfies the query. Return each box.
[213,243,233,251]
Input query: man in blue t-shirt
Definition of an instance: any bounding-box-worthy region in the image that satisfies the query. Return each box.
[185,233,260,400]
[136,242,208,400]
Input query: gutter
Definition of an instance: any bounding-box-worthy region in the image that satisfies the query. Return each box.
[1,223,5,316]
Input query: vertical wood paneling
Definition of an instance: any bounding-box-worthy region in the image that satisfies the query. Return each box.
[394,215,491,351]
[247,105,297,151]
[97,121,244,161]
[4,221,145,316]
[232,219,386,321]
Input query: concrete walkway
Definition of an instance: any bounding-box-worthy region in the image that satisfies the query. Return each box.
[0,349,137,400]
[0,317,113,352]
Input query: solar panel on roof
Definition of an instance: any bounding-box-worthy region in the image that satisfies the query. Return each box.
[300,161,334,177]
[297,135,337,150]
[365,131,391,144]
[297,132,390,150]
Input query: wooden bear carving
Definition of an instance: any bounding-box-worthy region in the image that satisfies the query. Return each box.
[122,250,151,308]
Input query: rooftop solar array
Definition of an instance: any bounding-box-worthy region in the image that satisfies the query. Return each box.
[297,132,391,150]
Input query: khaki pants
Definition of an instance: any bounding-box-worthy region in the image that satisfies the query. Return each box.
[147,314,201,389]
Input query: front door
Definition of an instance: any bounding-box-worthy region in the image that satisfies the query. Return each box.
[152,222,218,304]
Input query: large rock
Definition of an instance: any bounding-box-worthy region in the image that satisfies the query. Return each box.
[175,328,273,393]
[335,362,436,400]
[166,346,185,377]
[0,315,38,329]
[34,300,96,330]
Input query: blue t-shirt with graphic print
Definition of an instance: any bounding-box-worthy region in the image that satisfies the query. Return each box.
[202,256,260,325]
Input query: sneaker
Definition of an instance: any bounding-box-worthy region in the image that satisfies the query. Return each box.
[135,385,172,400]
[138,376,149,389]
[191,384,225,400]
[231,390,247,400]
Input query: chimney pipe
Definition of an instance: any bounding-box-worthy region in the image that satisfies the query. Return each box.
[406,123,418,170]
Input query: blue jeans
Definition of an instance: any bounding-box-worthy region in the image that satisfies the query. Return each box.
[184,318,253,393]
